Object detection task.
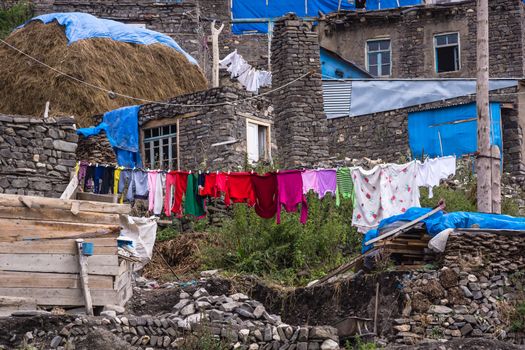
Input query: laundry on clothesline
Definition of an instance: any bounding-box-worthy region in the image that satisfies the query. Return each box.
[75,156,456,227]
[351,156,456,232]
[219,50,272,93]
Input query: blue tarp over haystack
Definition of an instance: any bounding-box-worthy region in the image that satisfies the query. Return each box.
[22,12,198,65]
[363,208,525,253]
[77,105,142,168]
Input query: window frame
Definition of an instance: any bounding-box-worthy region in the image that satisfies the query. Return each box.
[245,118,271,164]
[365,38,392,77]
[433,32,461,74]
[141,120,179,170]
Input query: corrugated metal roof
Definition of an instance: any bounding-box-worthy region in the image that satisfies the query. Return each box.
[322,79,519,119]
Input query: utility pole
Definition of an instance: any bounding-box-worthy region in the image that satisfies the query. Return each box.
[476,0,500,213]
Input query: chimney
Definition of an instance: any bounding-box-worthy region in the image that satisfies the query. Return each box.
[270,13,329,168]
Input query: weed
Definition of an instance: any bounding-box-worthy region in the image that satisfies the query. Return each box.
[201,193,361,286]
[0,1,33,39]
[430,326,444,339]
[345,335,378,350]
[156,225,180,242]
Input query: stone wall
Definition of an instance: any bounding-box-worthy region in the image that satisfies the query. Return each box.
[395,230,525,346]
[270,14,329,168]
[139,87,273,170]
[327,87,525,177]
[318,0,525,78]
[0,114,78,198]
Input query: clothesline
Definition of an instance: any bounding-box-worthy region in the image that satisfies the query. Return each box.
[75,156,456,227]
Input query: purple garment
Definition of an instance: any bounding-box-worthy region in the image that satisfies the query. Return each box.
[77,161,88,183]
[276,170,308,224]
[317,169,337,198]
[302,170,318,194]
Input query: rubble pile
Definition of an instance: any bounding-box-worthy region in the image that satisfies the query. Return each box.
[394,231,525,345]
[16,288,340,350]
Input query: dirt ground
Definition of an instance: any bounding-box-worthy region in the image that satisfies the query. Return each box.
[391,338,524,349]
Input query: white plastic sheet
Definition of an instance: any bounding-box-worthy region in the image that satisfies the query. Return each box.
[120,215,158,270]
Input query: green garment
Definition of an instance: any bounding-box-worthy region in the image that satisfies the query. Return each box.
[184,173,205,217]
[335,167,355,207]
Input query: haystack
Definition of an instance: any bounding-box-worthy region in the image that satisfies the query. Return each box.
[0,20,208,126]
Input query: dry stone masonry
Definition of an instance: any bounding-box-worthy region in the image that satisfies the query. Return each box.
[270,14,329,168]
[0,114,77,198]
[396,230,525,346]
[11,288,341,350]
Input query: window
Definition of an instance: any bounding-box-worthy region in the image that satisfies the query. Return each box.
[143,124,178,170]
[366,39,391,77]
[246,120,270,163]
[434,33,460,73]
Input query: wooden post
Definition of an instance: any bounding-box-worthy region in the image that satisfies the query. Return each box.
[491,145,502,214]
[44,101,50,119]
[476,0,494,213]
[76,239,94,316]
[211,20,224,88]
[373,282,380,335]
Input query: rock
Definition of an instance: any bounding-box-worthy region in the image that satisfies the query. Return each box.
[221,302,240,312]
[24,331,33,340]
[253,305,265,318]
[100,310,117,318]
[460,323,473,336]
[53,140,77,152]
[173,299,191,311]
[249,344,259,350]
[208,309,224,321]
[463,314,477,324]
[196,301,212,309]
[239,329,250,343]
[186,313,202,325]
[460,285,473,298]
[193,288,209,299]
[103,304,126,314]
[467,274,478,282]
[394,325,411,332]
[50,336,62,348]
[121,317,129,326]
[200,269,219,277]
[235,307,255,319]
[231,293,250,301]
[320,339,339,350]
[309,326,338,341]
[428,305,453,314]
[180,303,195,316]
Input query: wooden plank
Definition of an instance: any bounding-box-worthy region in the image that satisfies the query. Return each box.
[0,238,117,255]
[0,288,118,306]
[0,194,131,214]
[0,271,114,290]
[0,207,120,225]
[116,282,133,307]
[365,204,445,246]
[114,269,132,292]
[0,254,120,275]
[76,192,118,204]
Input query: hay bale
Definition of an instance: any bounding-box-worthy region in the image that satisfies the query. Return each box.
[0,21,208,126]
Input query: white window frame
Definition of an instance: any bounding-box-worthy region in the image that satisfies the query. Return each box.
[365,38,392,77]
[142,123,178,170]
[246,118,271,164]
[433,32,461,73]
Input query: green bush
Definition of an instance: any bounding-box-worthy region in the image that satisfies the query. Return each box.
[156,225,180,242]
[201,193,361,286]
[0,1,33,39]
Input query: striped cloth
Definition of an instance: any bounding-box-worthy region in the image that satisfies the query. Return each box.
[336,167,355,207]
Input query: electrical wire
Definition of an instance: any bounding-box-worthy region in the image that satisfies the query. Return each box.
[0,37,311,108]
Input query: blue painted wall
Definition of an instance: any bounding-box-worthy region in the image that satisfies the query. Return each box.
[320,48,371,79]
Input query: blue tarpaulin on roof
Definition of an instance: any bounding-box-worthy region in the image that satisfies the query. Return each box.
[77,105,142,168]
[232,0,423,34]
[23,12,198,65]
[362,208,525,253]
[408,102,503,159]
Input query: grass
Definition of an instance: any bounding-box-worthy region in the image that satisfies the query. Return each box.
[0,1,33,39]
[345,336,378,350]
[200,193,361,286]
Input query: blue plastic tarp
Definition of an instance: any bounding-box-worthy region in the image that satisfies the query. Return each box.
[77,105,142,168]
[363,208,525,253]
[24,12,198,65]
[232,0,423,33]
[408,102,502,159]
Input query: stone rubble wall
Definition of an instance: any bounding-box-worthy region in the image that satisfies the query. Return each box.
[395,231,525,345]
[270,14,330,168]
[21,288,341,350]
[0,114,78,198]
[139,87,273,171]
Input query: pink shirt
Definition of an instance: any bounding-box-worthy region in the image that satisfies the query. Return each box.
[276,170,308,224]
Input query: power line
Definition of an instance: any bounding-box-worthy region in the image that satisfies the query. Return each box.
[0,37,311,108]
